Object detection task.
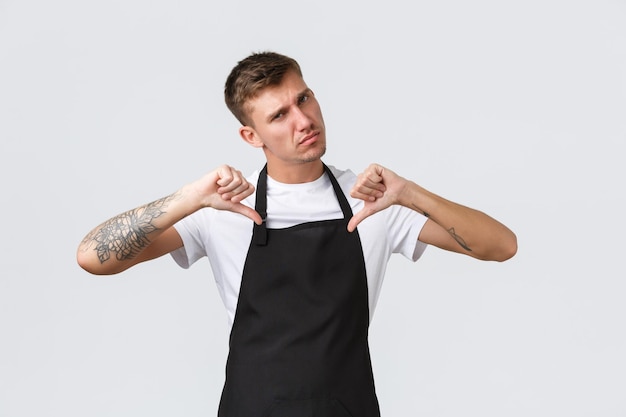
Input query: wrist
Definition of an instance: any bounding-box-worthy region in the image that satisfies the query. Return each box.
[400,181,432,217]
[178,183,207,214]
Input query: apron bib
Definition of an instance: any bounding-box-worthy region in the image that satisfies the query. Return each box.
[218,165,380,417]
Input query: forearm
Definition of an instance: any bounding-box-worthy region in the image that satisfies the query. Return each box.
[349,163,516,261]
[77,185,198,275]
[402,181,517,261]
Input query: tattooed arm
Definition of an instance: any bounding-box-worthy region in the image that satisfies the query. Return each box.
[77,165,262,275]
[348,163,517,262]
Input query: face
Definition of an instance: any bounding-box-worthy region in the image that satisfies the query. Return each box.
[239,70,326,182]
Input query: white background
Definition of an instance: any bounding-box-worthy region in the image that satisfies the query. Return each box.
[1,0,625,416]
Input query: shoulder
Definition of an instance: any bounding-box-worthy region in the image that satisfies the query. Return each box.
[245,169,261,183]
[326,164,360,208]
[326,165,357,190]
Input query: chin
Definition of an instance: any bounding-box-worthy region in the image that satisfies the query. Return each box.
[303,146,326,163]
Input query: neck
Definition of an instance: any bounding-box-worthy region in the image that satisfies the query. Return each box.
[266,160,325,184]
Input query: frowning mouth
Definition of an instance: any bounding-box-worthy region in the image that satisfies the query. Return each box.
[299,132,319,146]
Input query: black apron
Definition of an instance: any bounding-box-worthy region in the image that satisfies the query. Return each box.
[218,164,381,417]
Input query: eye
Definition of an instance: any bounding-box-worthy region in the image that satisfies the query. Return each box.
[298,94,309,105]
[271,112,284,121]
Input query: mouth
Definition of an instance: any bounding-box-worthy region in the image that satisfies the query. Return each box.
[299,131,320,146]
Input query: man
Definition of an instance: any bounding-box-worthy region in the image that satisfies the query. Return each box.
[77,51,517,416]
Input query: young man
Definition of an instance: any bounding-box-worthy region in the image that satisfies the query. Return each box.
[77,51,517,416]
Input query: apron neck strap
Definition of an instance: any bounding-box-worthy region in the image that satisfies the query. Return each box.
[252,163,353,246]
[324,164,354,220]
[252,165,269,246]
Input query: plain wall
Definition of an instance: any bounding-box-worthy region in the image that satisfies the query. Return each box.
[1,0,625,415]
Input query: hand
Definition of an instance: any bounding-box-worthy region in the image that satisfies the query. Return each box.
[347,163,406,232]
[190,165,262,225]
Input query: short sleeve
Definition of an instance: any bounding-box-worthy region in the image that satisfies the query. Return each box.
[387,205,429,261]
[170,210,211,269]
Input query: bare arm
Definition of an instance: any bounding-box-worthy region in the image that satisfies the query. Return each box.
[348,163,517,262]
[77,165,262,275]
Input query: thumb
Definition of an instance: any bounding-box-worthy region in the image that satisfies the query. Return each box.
[347,207,370,232]
[233,204,263,225]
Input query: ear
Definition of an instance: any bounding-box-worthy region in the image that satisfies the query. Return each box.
[239,126,264,148]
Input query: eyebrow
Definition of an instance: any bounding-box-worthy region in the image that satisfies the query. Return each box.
[265,88,313,122]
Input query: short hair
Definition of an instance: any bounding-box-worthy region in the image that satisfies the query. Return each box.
[224,51,303,125]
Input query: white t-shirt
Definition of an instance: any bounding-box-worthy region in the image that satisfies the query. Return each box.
[171,166,428,329]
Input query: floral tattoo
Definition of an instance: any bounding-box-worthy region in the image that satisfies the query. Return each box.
[83,194,177,264]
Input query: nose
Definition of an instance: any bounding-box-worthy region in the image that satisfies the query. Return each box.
[293,106,314,131]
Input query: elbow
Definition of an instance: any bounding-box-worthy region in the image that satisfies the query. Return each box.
[493,233,518,262]
[76,248,116,276]
[474,232,517,262]
[76,249,92,273]
[76,250,100,275]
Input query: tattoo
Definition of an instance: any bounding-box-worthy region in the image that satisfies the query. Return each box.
[410,203,471,251]
[447,227,472,252]
[411,203,430,218]
[84,194,177,264]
